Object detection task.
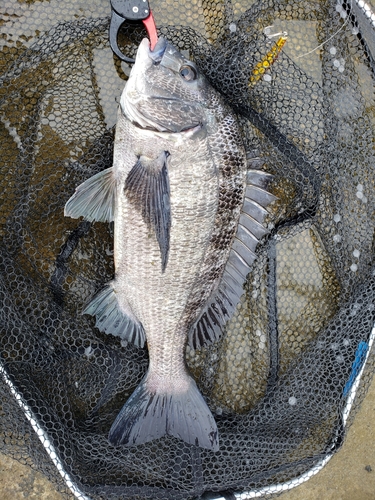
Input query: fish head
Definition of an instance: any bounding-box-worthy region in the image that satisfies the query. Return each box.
[121,38,213,134]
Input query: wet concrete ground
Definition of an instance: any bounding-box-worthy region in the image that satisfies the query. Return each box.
[0,374,374,499]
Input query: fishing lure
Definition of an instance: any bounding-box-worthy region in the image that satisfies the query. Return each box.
[249,31,288,86]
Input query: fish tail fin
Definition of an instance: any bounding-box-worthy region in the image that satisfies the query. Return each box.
[108,374,219,451]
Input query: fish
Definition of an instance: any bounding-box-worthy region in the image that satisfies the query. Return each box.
[64,37,276,451]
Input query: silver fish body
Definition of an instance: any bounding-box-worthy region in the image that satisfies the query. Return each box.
[65,38,275,451]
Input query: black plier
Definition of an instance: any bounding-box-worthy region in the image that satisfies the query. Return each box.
[109,0,158,62]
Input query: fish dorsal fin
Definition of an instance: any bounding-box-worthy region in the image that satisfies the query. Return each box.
[64,167,117,222]
[124,152,171,272]
[189,169,276,350]
[83,282,146,348]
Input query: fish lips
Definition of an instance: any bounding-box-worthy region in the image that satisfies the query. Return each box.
[148,38,181,74]
[135,37,164,67]
[148,37,167,64]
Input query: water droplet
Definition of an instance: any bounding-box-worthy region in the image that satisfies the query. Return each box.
[329,46,337,55]
[229,23,237,33]
[350,263,358,272]
[333,213,341,223]
[288,396,297,406]
[333,234,342,243]
[350,303,360,316]
[263,73,272,82]
[84,346,93,357]
[353,249,360,258]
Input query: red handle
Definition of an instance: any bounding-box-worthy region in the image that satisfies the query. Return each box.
[142,11,158,50]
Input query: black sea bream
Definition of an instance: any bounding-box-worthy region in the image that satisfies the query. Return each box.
[65,37,276,451]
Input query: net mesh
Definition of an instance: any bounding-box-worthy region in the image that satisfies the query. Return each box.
[1,0,375,498]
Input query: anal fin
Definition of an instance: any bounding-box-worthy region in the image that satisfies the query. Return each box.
[83,282,145,348]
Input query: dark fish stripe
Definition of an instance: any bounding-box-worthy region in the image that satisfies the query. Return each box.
[196,322,205,349]
[210,300,226,323]
[215,296,230,320]
[208,306,220,326]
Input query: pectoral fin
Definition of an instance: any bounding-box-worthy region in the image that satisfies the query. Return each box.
[64,167,117,222]
[124,152,171,272]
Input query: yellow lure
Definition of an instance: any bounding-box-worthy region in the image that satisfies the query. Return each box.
[249,35,288,86]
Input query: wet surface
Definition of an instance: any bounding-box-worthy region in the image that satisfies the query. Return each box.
[0,454,64,500]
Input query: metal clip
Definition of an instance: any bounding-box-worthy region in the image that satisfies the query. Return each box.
[109,0,151,62]
[263,25,288,40]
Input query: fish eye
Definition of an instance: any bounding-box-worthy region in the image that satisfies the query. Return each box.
[179,65,197,81]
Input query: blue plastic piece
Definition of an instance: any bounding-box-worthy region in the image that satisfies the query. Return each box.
[343,341,368,397]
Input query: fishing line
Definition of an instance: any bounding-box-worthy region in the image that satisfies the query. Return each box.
[296,0,353,59]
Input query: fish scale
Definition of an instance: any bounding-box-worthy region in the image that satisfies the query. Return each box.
[65,36,275,451]
[116,125,218,340]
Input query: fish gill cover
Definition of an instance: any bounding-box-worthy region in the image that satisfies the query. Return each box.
[0,0,375,499]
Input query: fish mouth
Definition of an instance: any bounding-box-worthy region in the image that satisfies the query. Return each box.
[148,37,168,64]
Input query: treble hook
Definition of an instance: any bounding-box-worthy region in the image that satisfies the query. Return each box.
[109,0,158,62]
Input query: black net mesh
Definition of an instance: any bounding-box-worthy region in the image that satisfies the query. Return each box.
[1,0,375,498]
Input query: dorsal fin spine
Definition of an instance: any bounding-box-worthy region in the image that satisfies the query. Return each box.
[188,169,275,350]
